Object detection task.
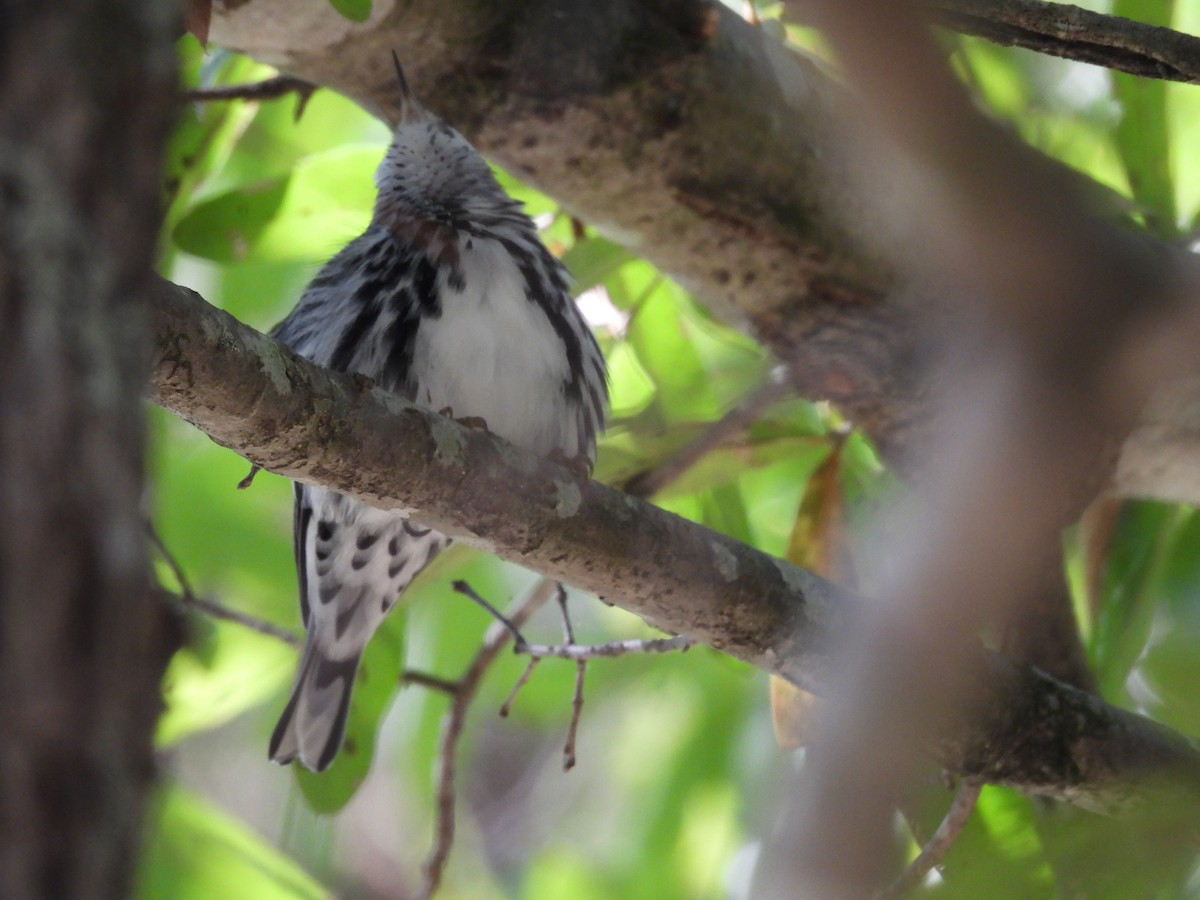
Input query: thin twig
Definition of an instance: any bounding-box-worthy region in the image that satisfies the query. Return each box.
[624,367,793,499]
[458,578,697,659]
[418,578,559,900]
[147,522,197,599]
[181,594,302,646]
[237,464,262,490]
[452,580,526,643]
[875,779,983,899]
[555,586,586,771]
[499,659,540,717]
[564,661,585,771]
[929,0,1200,84]
[402,670,461,696]
[517,635,697,660]
[146,522,302,646]
[555,584,575,644]
[183,75,317,119]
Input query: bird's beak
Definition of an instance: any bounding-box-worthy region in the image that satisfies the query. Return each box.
[391,50,423,124]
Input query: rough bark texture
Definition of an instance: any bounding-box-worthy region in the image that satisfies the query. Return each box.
[930,0,1200,84]
[205,0,1200,503]
[0,4,177,897]
[148,278,1200,812]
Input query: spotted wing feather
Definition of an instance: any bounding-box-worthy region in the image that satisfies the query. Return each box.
[268,235,449,771]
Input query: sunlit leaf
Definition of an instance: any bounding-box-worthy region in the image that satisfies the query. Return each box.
[165,51,268,234]
[604,339,656,419]
[158,621,295,746]
[561,237,635,292]
[1112,0,1177,235]
[1089,501,1181,701]
[328,0,371,22]
[173,145,382,263]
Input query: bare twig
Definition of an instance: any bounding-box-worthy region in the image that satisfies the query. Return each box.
[183,74,317,119]
[182,594,302,645]
[516,635,697,660]
[469,580,696,766]
[418,578,559,900]
[624,367,794,499]
[401,670,461,696]
[457,577,697,659]
[146,523,302,645]
[564,660,585,772]
[452,580,525,643]
[555,587,586,771]
[499,659,541,717]
[928,0,1200,84]
[875,779,983,899]
[237,463,261,490]
[146,522,196,599]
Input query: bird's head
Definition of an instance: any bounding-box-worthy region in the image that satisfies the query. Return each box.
[374,54,513,229]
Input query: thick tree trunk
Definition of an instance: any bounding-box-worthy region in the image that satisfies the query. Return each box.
[0,4,177,896]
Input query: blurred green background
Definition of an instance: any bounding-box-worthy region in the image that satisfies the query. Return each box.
[145,2,1200,895]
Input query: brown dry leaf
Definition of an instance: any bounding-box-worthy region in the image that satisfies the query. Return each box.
[770,676,821,750]
[770,435,853,749]
[185,0,211,45]
[1080,495,1123,625]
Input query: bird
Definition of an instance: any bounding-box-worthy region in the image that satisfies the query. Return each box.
[267,55,608,772]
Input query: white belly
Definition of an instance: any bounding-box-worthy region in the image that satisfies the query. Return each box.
[410,238,572,457]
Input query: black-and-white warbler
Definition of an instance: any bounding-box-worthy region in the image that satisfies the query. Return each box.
[268,58,608,772]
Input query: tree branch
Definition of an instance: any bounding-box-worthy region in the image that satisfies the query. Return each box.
[203,0,1200,506]
[929,0,1200,84]
[147,275,1200,812]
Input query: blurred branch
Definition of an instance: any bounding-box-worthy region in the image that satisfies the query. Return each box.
[147,275,1200,812]
[761,0,1200,894]
[147,523,302,646]
[401,670,461,696]
[929,0,1200,84]
[623,367,796,499]
[170,591,302,646]
[183,74,315,104]
[876,779,982,900]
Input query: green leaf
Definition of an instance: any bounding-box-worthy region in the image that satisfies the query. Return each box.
[136,784,328,899]
[624,283,721,425]
[1130,508,1200,734]
[293,607,405,813]
[328,0,371,22]
[157,621,295,746]
[173,145,383,263]
[1112,0,1176,236]
[931,787,1053,898]
[1089,501,1181,701]
[561,237,635,292]
[700,483,754,546]
[605,339,657,420]
[165,50,271,236]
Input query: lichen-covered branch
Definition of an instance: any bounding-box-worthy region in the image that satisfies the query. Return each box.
[148,276,1200,811]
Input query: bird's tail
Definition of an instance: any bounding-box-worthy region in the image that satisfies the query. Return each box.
[268,638,362,773]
